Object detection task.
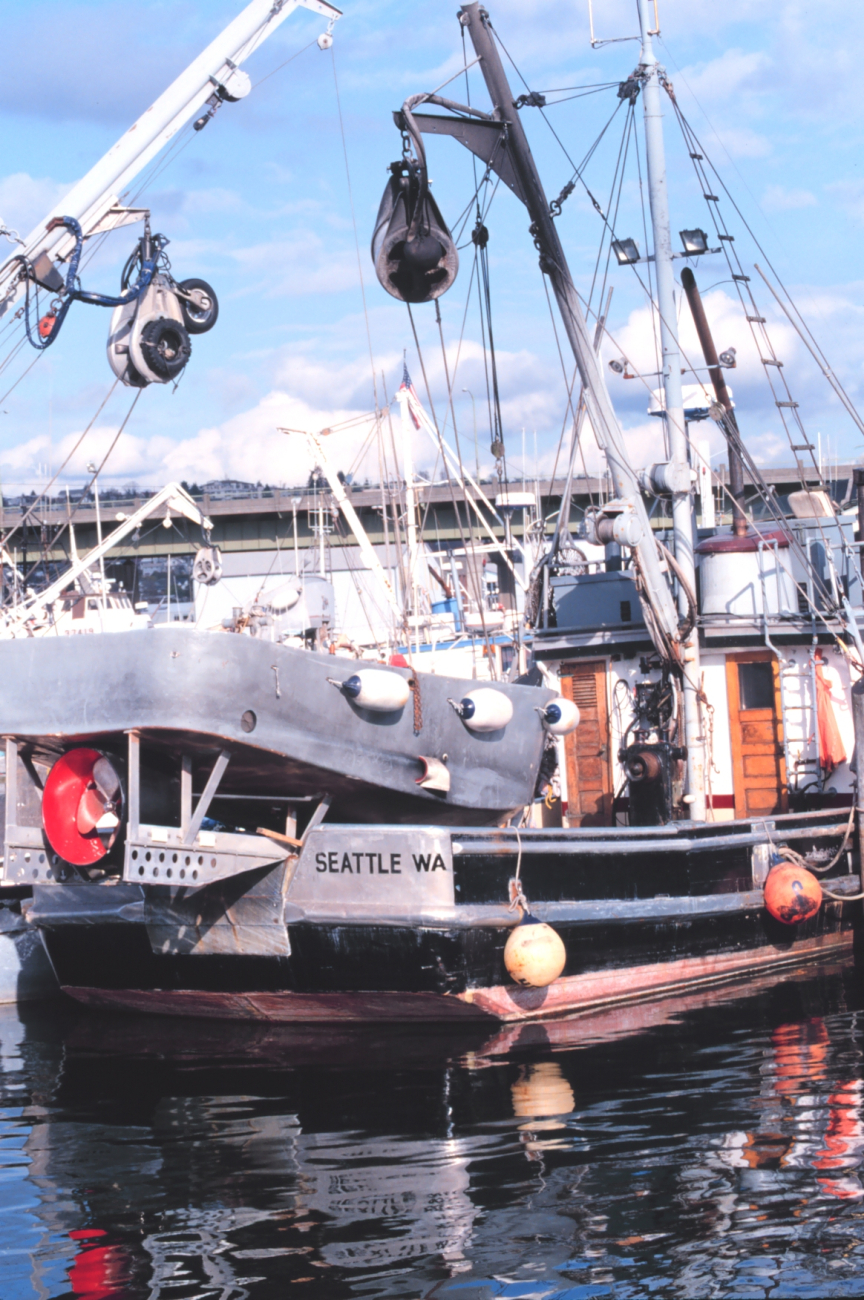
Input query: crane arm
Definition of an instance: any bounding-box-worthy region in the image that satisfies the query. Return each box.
[4,482,211,630]
[0,0,341,317]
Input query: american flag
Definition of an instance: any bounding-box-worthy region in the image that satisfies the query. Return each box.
[398,362,422,429]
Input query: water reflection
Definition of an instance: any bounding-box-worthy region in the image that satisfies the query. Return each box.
[2,964,864,1298]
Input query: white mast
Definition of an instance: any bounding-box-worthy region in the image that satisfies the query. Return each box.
[636,0,706,821]
[297,429,402,624]
[397,385,421,636]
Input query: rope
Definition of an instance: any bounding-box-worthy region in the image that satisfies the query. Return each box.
[508,826,528,913]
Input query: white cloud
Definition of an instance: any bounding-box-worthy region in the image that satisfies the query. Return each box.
[761,185,817,212]
[0,172,71,244]
[674,49,771,106]
[826,181,864,227]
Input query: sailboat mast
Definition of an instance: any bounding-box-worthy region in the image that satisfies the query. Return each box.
[635,0,706,820]
[457,3,680,651]
[397,386,420,632]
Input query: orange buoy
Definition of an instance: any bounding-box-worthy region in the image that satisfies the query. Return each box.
[38,313,56,339]
[763,863,822,925]
[504,914,567,987]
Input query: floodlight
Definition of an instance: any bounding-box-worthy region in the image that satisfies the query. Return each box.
[612,237,640,266]
[679,228,709,255]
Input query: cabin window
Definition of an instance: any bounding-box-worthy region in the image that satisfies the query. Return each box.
[738,661,774,711]
[87,599,99,611]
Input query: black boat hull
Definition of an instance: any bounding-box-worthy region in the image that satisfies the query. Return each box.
[39,899,859,1024]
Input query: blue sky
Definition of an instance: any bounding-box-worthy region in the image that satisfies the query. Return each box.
[1,0,863,495]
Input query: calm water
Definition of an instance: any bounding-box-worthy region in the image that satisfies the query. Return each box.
[3,965,864,1298]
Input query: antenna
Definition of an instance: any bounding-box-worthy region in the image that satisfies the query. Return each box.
[587,0,658,48]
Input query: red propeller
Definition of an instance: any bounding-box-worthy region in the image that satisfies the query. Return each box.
[42,749,124,866]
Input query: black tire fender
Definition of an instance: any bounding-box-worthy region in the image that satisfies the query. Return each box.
[177,277,219,334]
[138,317,191,381]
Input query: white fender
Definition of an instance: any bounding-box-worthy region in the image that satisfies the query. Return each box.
[458,688,514,733]
[540,697,580,735]
[341,669,410,712]
[106,295,139,382]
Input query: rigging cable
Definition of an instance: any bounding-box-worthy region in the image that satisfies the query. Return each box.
[14,388,143,595]
[0,380,120,552]
[405,303,498,675]
[331,47,379,413]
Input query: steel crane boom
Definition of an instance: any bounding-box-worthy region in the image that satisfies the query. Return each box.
[0,0,341,318]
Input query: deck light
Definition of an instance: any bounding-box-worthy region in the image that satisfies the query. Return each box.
[609,359,625,374]
[612,237,640,265]
[679,228,709,255]
[719,348,737,369]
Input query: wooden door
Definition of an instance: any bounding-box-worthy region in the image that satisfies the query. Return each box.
[726,650,788,819]
[560,660,613,826]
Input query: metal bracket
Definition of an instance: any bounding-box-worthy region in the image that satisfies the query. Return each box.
[402,112,525,205]
[183,749,230,846]
[124,825,284,887]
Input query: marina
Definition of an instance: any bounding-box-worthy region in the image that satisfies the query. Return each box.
[1,0,864,1291]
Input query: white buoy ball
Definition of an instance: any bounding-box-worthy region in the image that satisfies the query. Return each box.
[458,688,514,732]
[341,669,410,712]
[541,697,580,735]
[504,917,567,988]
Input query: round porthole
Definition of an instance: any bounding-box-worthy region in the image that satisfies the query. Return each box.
[241,710,257,733]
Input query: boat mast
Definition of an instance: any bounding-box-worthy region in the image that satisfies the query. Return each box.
[397,386,421,637]
[457,4,680,652]
[458,2,705,817]
[634,0,706,820]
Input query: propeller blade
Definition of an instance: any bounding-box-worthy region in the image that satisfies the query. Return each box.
[76,784,105,835]
[92,756,121,802]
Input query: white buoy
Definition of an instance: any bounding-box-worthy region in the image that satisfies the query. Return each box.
[455,688,514,732]
[504,915,567,988]
[339,669,410,712]
[539,697,580,735]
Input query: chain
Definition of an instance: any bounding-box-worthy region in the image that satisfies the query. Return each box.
[409,675,422,733]
[549,179,575,218]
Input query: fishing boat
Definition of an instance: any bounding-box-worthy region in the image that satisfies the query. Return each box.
[10,0,864,1021]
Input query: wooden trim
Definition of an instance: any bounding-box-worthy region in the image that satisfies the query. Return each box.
[725,651,787,819]
[560,658,613,826]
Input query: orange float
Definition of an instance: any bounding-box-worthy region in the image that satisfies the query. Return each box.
[763,862,822,925]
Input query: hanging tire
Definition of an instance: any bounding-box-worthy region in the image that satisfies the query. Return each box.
[177,278,219,334]
[138,317,192,381]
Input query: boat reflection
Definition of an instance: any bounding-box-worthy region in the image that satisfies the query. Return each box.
[718,1017,864,1200]
[5,960,864,1298]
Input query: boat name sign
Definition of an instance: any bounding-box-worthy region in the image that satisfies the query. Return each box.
[290,826,454,910]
